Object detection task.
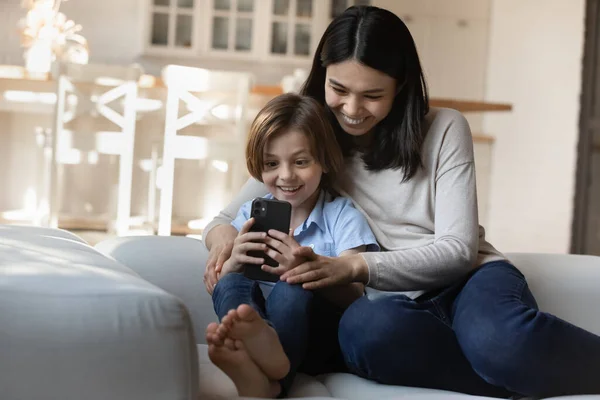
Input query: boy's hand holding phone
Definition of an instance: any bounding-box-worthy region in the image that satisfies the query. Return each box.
[243,198,295,282]
[220,218,269,277]
[261,229,306,276]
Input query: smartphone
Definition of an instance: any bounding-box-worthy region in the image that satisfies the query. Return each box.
[243,197,292,282]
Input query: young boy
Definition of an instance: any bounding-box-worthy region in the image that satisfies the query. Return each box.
[207,93,379,398]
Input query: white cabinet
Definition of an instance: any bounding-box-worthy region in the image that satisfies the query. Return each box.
[143,0,372,62]
[372,0,490,105]
[142,0,491,121]
[374,0,433,16]
[433,0,490,20]
[329,0,371,19]
[374,0,489,20]
[267,0,315,58]
[147,0,197,53]
[0,2,22,65]
[426,18,488,100]
[207,0,258,54]
[402,16,431,74]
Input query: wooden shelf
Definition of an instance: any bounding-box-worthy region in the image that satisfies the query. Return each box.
[429,98,512,113]
[473,134,495,144]
[0,66,512,112]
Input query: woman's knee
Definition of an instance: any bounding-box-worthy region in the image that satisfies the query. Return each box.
[338,296,419,358]
[458,318,537,387]
[454,289,541,387]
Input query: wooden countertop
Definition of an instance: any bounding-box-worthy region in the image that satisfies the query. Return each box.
[472,134,495,143]
[0,65,512,113]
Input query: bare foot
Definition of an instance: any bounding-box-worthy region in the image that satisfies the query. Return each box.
[218,304,290,381]
[206,323,280,398]
[205,322,224,346]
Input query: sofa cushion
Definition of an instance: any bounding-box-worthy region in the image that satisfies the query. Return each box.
[0,224,88,243]
[318,373,496,400]
[96,235,218,341]
[0,225,199,400]
[197,344,334,399]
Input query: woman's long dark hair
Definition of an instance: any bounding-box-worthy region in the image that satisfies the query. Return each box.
[300,6,429,182]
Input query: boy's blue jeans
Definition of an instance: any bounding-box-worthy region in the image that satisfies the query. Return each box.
[212,273,345,396]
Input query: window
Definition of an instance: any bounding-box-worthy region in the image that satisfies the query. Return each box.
[210,0,256,53]
[149,0,195,50]
[330,0,370,19]
[269,0,314,57]
[145,0,330,61]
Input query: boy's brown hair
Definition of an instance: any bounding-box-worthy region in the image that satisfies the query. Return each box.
[246,93,344,191]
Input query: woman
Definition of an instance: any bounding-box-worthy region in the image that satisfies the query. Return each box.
[203,5,600,398]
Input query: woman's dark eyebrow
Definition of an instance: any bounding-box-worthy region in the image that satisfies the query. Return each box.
[328,78,385,94]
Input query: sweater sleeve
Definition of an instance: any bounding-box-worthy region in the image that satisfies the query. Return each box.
[361,112,480,291]
[202,178,269,241]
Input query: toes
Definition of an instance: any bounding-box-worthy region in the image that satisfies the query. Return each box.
[222,311,237,330]
[207,343,217,356]
[206,331,224,346]
[206,322,219,335]
[206,332,214,344]
[221,314,231,327]
[226,309,238,321]
[217,323,229,338]
[224,338,236,351]
[237,304,259,322]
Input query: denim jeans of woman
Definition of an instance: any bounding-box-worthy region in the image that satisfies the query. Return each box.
[338,261,600,398]
[212,273,346,397]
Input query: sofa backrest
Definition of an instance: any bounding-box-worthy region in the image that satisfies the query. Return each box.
[506,252,600,336]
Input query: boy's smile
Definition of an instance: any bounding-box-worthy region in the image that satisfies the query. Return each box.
[261,130,323,217]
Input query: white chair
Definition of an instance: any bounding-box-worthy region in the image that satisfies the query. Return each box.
[47,62,143,236]
[157,65,253,236]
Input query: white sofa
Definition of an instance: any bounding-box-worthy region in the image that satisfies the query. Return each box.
[1,224,599,400]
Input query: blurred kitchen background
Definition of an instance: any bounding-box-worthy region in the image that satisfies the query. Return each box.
[0,0,598,256]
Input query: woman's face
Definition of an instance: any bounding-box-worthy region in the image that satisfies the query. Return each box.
[325,60,397,137]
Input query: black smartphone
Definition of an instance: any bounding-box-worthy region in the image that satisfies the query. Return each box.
[243,197,292,282]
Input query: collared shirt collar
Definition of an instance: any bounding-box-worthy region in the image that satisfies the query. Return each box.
[265,191,327,236]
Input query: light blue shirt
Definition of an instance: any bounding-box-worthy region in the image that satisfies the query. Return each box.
[232,191,379,297]
[231,191,380,257]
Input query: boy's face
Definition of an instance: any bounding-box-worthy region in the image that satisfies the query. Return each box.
[261,130,323,212]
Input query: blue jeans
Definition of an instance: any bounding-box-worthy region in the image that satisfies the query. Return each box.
[338,261,600,397]
[212,273,345,396]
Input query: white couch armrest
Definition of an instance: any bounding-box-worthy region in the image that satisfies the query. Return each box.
[0,227,199,400]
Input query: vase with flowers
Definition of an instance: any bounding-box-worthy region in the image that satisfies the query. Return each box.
[18,0,89,76]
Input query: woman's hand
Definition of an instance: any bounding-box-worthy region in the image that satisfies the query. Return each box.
[281,247,369,289]
[204,239,234,294]
[219,218,268,277]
